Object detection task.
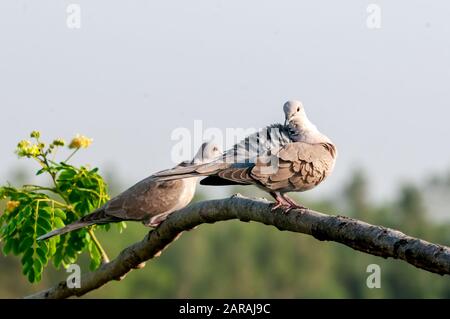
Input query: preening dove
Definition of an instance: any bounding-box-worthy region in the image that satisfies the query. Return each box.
[154,101,337,210]
[38,142,223,241]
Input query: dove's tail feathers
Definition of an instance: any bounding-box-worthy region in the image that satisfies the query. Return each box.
[37,220,97,241]
[37,209,120,241]
[153,161,229,181]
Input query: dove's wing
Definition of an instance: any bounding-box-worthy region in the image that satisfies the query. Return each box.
[250,142,337,192]
[202,142,337,192]
[102,177,187,220]
[104,160,201,220]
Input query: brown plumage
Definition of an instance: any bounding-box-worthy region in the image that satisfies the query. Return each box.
[249,142,337,193]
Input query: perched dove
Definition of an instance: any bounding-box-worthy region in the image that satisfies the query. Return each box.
[154,101,337,210]
[38,142,223,241]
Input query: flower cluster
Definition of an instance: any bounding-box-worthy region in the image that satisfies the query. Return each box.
[16,131,46,158]
[69,134,93,149]
[6,200,20,212]
[16,140,41,158]
[16,131,92,158]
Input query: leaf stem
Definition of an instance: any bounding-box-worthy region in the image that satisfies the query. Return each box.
[64,148,79,163]
[88,228,110,264]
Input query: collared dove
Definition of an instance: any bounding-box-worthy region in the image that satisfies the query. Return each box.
[154,100,337,210]
[37,142,223,241]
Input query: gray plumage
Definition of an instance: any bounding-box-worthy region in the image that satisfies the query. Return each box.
[37,142,223,241]
[154,100,337,210]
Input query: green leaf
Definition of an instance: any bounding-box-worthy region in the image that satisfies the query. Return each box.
[48,237,58,256]
[36,168,47,175]
[5,222,17,237]
[19,237,34,253]
[37,217,52,233]
[36,246,48,263]
[54,208,66,220]
[54,217,65,229]
[21,225,35,237]
[53,248,64,269]
[40,207,53,220]
[2,238,14,255]
[21,247,33,263]
[11,238,21,255]
[34,226,45,238]
[27,270,35,283]
[22,259,32,275]
[33,258,43,275]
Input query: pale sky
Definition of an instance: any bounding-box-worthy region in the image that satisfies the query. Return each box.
[1,1,450,204]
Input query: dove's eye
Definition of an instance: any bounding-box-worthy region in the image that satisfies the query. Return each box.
[212,147,218,152]
[297,107,300,112]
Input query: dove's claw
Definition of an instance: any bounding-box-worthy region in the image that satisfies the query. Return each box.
[270,192,294,212]
[271,201,286,211]
[271,203,293,213]
[270,192,308,213]
[283,195,308,211]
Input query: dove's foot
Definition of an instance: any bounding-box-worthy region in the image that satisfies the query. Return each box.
[270,192,307,213]
[283,195,307,211]
[146,213,171,228]
[270,192,294,213]
[146,220,161,228]
[271,201,291,211]
[271,204,294,214]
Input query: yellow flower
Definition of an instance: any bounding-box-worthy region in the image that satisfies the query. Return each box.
[6,200,20,212]
[17,140,31,149]
[16,140,40,157]
[69,134,93,149]
[28,145,40,156]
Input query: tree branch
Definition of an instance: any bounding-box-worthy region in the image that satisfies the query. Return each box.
[26,194,450,299]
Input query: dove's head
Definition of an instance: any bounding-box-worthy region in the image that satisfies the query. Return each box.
[283,100,326,143]
[283,100,307,126]
[192,142,223,164]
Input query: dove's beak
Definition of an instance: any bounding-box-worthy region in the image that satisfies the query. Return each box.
[284,114,293,126]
